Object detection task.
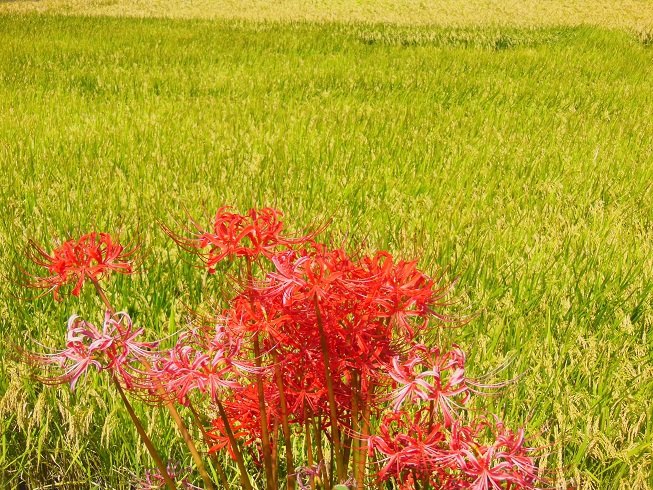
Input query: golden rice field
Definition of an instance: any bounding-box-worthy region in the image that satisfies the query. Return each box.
[1,1,652,489]
[1,0,653,29]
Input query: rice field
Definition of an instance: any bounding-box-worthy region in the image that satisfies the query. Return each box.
[0,3,652,489]
[2,0,653,29]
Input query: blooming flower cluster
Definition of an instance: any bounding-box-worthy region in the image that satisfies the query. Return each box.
[369,409,540,489]
[165,207,545,489]
[154,324,249,403]
[17,208,548,490]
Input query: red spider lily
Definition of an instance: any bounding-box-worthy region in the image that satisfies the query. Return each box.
[280,354,330,417]
[368,410,450,483]
[208,417,252,461]
[22,232,137,300]
[207,385,273,462]
[220,244,456,459]
[164,207,316,273]
[136,461,202,490]
[222,382,281,448]
[162,206,545,488]
[23,311,157,391]
[359,253,454,337]
[257,246,454,352]
[227,294,294,345]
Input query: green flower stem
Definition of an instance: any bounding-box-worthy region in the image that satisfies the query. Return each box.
[187,400,232,489]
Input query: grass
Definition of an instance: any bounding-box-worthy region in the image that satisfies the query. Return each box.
[0,10,652,490]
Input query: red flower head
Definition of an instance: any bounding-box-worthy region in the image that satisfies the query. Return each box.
[164,207,316,273]
[368,409,449,484]
[23,232,137,300]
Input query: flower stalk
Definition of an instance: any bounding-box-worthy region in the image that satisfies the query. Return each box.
[313,295,345,483]
[215,398,253,490]
[112,373,177,490]
[272,348,295,489]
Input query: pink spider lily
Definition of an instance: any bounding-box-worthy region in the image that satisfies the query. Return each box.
[22,311,157,391]
[369,412,544,490]
[456,438,540,490]
[154,324,253,403]
[136,461,202,490]
[294,461,325,490]
[265,250,311,305]
[455,419,542,489]
[386,345,469,426]
[21,232,137,300]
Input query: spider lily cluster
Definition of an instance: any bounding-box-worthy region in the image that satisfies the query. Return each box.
[15,207,547,490]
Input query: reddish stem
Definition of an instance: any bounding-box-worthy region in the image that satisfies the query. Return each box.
[253,334,276,489]
[216,398,253,490]
[112,374,177,490]
[351,371,360,488]
[90,277,114,315]
[313,295,345,483]
[313,416,329,488]
[304,401,315,490]
[245,258,276,490]
[272,417,280,485]
[272,349,296,489]
[357,379,373,490]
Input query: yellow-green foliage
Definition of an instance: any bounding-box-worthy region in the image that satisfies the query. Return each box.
[0,12,652,490]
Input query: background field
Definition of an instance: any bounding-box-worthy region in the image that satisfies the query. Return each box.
[1,4,653,490]
[2,0,653,29]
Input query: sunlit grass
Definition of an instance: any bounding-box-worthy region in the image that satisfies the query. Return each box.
[0,13,652,490]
